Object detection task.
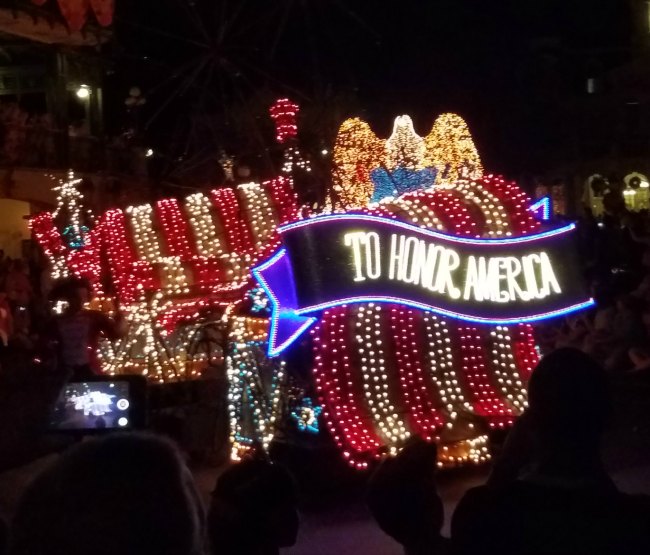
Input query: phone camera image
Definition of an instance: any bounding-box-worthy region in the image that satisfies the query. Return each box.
[50,381,131,431]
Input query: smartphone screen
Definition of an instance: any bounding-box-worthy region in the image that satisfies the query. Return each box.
[50,381,132,431]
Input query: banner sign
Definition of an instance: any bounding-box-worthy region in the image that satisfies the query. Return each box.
[253,214,594,356]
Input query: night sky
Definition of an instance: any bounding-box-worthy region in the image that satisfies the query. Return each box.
[107,1,635,181]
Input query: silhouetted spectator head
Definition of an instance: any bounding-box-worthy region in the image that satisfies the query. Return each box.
[642,248,650,268]
[367,438,444,553]
[0,515,7,555]
[528,348,610,458]
[208,458,298,555]
[616,294,638,313]
[9,433,205,555]
[629,345,650,370]
[49,276,91,311]
[10,259,25,273]
[591,282,614,307]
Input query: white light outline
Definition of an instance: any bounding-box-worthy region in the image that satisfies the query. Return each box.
[279,213,574,245]
[295,296,595,325]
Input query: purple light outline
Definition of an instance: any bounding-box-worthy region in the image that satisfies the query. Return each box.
[528,197,551,221]
[279,213,574,245]
[295,296,595,325]
[251,249,317,357]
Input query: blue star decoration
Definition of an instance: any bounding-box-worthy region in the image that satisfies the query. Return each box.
[290,398,322,434]
[369,167,437,203]
[62,225,89,249]
[246,286,271,315]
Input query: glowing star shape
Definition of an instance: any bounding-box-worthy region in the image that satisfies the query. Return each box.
[291,398,322,434]
[528,197,551,221]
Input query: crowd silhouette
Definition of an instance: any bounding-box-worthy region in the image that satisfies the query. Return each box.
[0,348,646,554]
[541,206,650,374]
[453,348,650,554]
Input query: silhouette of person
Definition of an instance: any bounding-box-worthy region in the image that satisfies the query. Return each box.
[208,457,298,555]
[48,277,125,379]
[9,433,206,555]
[0,515,6,555]
[452,347,650,555]
[367,438,449,555]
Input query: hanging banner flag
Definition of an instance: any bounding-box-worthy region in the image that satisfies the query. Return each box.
[89,0,114,27]
[253,214,594,356]
[57,0,89,32]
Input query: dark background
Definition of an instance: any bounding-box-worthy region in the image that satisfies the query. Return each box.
[105,1,636,183]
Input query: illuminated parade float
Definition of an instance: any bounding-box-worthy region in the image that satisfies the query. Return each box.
[30,102,593,468]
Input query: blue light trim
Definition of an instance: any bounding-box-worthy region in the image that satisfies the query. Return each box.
[528,197,551,221]
[252,249,317,357]
[295,296,595,325]
[268,316,316,357]
[279,214,574,245]
[254,247,287,273]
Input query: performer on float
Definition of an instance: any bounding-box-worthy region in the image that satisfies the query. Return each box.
[47,277,126,380]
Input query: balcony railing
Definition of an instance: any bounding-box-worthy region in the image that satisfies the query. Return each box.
[0,112,146,175]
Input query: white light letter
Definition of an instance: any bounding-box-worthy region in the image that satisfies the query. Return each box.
[486,257,502,302]
[539,252,561,297]
[496,258,510,302]
[389,234,405,280]
[403,236,420,284]
[344,231,367,282]
[365,232,381,280]
[522,254,540,299]
[463,255,480,300]
[504,256,529,301]
[434,248,461,299]
[421,243,443,291]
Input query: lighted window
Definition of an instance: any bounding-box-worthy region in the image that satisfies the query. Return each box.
[587,78,595,94]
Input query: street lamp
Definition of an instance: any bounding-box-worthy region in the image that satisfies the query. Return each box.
[76,85,90,99]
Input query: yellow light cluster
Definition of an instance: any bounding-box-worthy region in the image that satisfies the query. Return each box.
[441,179,510,237]
[332,118,385,208]
[185,193,226,257]
[101,298,181,383]
[332,113,483,210]
[424,113,483,183]
[238,183,277,248]
[423,313,472,422]
[354,304,410,447]
[159,257,191,296]
[127,203,164,262]
[390,196,445,230]
[489,326,527,411]
[437,434,491,468]
[386,115,425,170]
